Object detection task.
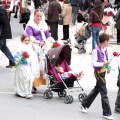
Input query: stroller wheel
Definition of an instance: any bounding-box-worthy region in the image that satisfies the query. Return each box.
[48,91,53,99]
[44,90,53,99]
[78,49,82,54]
[58,90,66,97]
[82,49,86,53]
[62,90,66,97]
[69,95,74,103]
[64,95,70,104]
[83,93,87,98]
[58,92,63,97]
[78,93,84,102]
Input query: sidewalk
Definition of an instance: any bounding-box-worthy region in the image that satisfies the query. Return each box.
[0,24,119,92]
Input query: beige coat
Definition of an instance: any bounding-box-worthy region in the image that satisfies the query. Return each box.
[62,3,72,25]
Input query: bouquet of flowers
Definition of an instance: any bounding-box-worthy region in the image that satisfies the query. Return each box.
[14,51,30,68]
[51,42,61,48]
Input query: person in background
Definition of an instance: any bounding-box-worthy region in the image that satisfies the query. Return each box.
[48,0,61,41]
[19,0,34,30]
[42,0,50,28]
[114,0,120,10]
[2,0,15,21]
[102,11,113,37]
[89,0,103,53]
[77,0,90,23]
[61,0,72,43]
[114,8,120,45]
[102,0,109,8]
[70,0,79,25]
[0,0,15,68]
[33,0,41,9]
[114,55,120,113]
[104,3,116,38]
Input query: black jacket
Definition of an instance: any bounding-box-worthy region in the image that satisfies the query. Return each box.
[0,6,12,39]
[77,0,90,12]
[33,0,41,9]
[70,0,79,6]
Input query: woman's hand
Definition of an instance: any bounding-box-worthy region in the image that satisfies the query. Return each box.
[39,42,45,47]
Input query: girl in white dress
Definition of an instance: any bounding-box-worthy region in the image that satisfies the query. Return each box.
[14,34,40,99]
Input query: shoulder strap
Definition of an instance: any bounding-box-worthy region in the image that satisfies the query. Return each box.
[93,10,102,23]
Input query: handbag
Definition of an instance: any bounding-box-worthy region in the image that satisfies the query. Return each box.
[58,17,63,25]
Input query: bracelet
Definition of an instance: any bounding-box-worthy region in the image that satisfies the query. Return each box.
[39,42,41,46]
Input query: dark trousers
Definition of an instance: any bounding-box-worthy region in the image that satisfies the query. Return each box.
[0,39,15,65]
[49,22,58,41]
[117,29,120,43]
[63,25,69,40]
[115,74,120,112]
[82,71,112,116]
[72,6,78,25]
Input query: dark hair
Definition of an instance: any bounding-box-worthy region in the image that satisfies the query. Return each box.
[103,11,107,16]
[99,33,109,43]
[93,0,103,14]
[106,3,111,8]
[21,34,29,42]
[63,0,70,4]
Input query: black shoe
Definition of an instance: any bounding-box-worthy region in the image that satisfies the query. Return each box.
[115,110,120,114]
[63,41,68,44]
[6,64,15,68]
[117,42,120,45]
[14,15,18,18]
[61,38,66,40]
[32,87,37,94]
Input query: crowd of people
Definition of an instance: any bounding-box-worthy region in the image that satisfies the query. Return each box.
[0,0,120,120]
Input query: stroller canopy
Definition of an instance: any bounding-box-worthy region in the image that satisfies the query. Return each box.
[48,44,71,65]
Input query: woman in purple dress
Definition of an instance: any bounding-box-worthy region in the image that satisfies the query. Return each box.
[25,8,54,91]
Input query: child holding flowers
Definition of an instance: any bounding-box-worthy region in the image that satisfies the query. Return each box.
[14,34,40,99]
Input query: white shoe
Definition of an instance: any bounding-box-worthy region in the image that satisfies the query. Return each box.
[79,103,87,113]
[25,94,33,99]
[103,115,114,120]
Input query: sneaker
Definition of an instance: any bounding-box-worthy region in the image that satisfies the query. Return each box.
[25,94,33,99]
[103,115,114,120]
[80,103,87,113]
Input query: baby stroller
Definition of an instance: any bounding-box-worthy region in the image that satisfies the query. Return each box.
[43,44,87,104]
[75,22,91,54]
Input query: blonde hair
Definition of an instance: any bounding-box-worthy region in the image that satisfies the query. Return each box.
[34,8,42,15]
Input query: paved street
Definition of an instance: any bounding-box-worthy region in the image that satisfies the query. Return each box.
[0,14,120,120]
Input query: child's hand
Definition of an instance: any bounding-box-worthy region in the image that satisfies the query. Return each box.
[16,59,20,63]
[103,62,110,67]
[107,70,110,74]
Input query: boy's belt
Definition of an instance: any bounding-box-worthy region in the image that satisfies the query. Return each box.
[95,67,106,73]
[94,67,106,83]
